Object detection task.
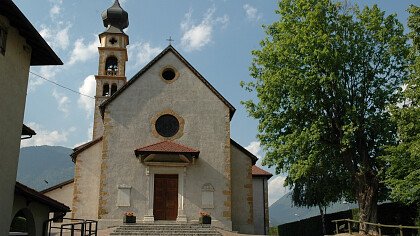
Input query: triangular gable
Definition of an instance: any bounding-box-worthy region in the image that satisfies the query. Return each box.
[99,45,236,119]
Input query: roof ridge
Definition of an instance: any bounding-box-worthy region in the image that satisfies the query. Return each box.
[40,179,74,194]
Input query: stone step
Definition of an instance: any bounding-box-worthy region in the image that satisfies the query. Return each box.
[110,231,221,235]
[116,226,212,229]
[115,226,212,230]
[114,228,214,232]
[116,227,213,232]
[110,223,221,236]
[110,233,220,236]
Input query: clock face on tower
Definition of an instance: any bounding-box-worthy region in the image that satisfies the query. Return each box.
[155,114,180,137]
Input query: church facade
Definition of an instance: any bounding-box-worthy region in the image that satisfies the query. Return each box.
[47,1,272,234]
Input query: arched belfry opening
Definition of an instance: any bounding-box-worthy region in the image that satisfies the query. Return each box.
[111,83,117,95]
[103,83,110,96]
[105,56,118,76]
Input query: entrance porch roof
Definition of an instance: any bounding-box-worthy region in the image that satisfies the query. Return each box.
[134,140,200,159]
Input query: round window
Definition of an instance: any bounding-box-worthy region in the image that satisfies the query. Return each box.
[155,114,180,137]
[161,68,176,81]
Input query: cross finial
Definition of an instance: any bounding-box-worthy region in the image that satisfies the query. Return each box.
[166,36,174,45]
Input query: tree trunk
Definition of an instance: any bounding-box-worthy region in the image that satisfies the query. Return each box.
[356,172,379,236]
[319,205,327,235]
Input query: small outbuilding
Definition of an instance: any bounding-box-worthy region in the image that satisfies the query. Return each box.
[10,182,70,236]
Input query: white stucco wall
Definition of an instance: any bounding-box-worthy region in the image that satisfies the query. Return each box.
[231,144,254,234]
[72,141,102,220]
[253,177,267,235]
[0,15,32,235]
[43,181,74,218]
[96,51,232,229]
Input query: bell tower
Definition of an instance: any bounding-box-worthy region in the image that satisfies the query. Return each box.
[93,0,129,139]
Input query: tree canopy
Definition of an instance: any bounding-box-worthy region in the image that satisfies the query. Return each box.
[242,0,409,234]
[382,5,420,206]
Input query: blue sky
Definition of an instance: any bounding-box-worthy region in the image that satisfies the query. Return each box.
[17,0,416,205]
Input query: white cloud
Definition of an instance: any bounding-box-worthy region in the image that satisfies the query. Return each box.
[73,125,93,148]
[180,7,229,52]
[39,23,71,50]
[52,89,70,116]
[87,125,93,140]
[78,75,96,116]
[48,0,63,19]
[68,37,100,65]
[20,122,74,147]
[245,141,262,159]
[243,4,262,21]
[50,4,61,18]
[128,42,162,67]
[268,175,288,206]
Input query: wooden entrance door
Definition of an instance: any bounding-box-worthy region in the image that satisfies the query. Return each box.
[154,174,178,220]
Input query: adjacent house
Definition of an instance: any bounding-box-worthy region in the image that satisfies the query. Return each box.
[0,0,62,234]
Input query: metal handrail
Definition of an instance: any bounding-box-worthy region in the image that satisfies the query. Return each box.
[60,222,84,236]
[332,218,420,236]
[46,217,98,236]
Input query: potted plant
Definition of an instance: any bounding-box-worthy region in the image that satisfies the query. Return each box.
[199,211,211,224]
[123,211,136,224]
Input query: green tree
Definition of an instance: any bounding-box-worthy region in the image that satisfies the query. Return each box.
[290,160,344,235]
[382,5,420,206]
[242,0,409,234]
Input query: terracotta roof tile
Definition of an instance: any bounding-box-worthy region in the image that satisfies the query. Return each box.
[252,165,273,179]
[134,140,199,157]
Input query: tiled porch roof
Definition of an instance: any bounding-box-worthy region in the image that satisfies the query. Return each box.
[134,140,200,158]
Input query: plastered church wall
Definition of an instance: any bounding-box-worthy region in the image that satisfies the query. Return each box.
[231,144,255,234]
[97,51,233,230]
[72,141,102,219]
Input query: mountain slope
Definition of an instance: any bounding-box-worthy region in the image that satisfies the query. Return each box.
[17,145,74,191]
[269,192,357,226]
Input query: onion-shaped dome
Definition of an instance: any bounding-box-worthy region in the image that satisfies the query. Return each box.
[101,0,129,33]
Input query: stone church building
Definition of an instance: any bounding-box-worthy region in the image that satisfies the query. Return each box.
[44,1,272,234]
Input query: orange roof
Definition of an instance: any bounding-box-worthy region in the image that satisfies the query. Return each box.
[252,165,273,179]
[134,140,200,158]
